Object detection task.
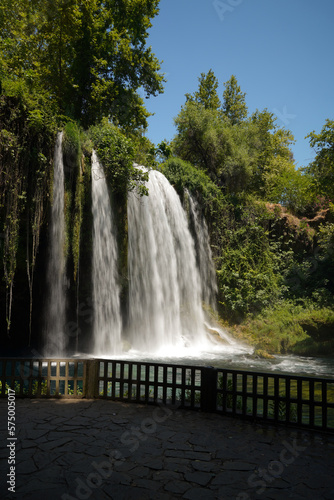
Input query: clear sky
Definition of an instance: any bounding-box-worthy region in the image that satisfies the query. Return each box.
[144,0,334,169]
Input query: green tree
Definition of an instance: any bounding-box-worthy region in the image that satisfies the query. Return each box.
[68,0,164,129]
[173,101,252,192]
[173,101,225,179]
[0,0,164,130]
[222,75,248,125]
[185,69,221,110]
[156,140,172,162]
[0,0,81,107]
[248,109,297,201]
[305,119,334,199]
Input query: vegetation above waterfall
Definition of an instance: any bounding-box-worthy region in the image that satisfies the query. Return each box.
[0,0,163,129]
[0,2,333,357]
[0,0,163,344]
[160,71,334,355]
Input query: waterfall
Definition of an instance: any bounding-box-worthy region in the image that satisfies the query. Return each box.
[185,190,218,310]
[44,131,66,356]
[91,151,122,355]
[127,168,208,353]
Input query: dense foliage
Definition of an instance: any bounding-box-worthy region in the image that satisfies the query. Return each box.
[89,120,149,197]
[0,0,164,129]
[0,0,163,345]
[304,119,334,200]
[163,70,334,353]
[173,81,297,203]
[0,82,56,338]
[1,0,333,358]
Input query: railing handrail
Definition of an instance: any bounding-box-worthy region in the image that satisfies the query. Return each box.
[1,357,334,433]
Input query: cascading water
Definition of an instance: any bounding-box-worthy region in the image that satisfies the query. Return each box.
[185,190,218,310]
[44,131,66,356]
[91,151,122,355]
[127,168,209,353]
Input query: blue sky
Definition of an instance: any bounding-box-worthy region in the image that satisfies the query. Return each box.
[144,0,334,169]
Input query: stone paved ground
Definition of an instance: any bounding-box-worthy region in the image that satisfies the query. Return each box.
[1,399,334,500]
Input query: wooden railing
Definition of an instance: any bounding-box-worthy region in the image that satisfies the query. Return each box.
[215,368,334,431]
[0,359,86,398]
[1,358,334,433]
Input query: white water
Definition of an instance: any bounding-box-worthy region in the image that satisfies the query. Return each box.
[127,168,217,353]
[186,190,218,310]
[91,151,122,355]
[45,132,66,356]
[83,164,334,378]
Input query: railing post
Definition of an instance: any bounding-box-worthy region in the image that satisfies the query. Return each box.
[85,359,99,398]
[201,366,217,412]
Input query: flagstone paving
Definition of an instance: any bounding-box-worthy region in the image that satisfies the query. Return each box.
[1,398,334,499]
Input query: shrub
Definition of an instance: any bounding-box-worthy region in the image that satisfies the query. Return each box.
[89,119,148,197]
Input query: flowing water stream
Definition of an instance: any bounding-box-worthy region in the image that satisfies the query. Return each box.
[47,151,334,378]
[91,151,122,355]
[185,189,218,310]
[127,168,211,352]
[44,132,66,356]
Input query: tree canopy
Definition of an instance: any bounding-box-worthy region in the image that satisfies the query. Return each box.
[172,71,296,200]
[0,0,164,130]
[305,119,334,200]
[222,74,248,125]
[185,69,221,110]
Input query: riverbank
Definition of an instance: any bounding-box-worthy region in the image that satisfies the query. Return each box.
[217,303,334,358]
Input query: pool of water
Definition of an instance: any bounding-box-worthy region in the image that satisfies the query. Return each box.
[90,344,334,379]
[42,324,334,379]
